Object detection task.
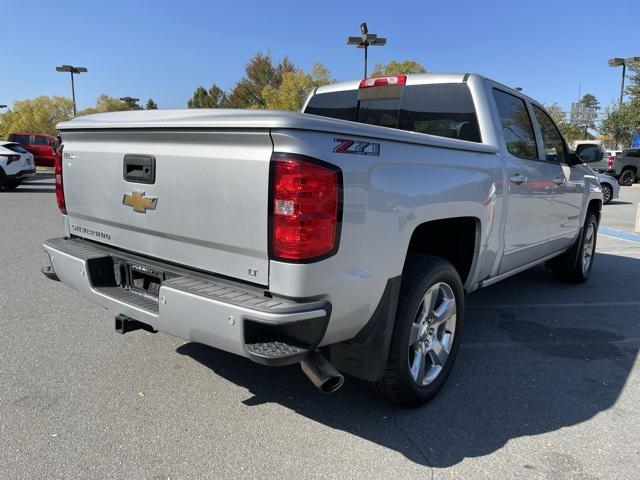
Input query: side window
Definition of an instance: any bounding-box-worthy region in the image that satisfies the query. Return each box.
[10,134,31,145]
[532,105,567,163]
[34,136,48,145]
[304,90,358,122]
[492,89,537,159]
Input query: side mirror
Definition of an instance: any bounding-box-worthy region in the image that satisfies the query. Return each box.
[575,144,604,164]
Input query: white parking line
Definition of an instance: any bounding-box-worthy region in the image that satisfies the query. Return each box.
[468,301,640,309]
[597,250,640,254]
[461,337,640,350]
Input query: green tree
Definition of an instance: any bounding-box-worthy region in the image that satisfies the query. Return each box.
[78,95,140,116]
[544,103,586,144]
[0,96,74,138]
[225,52,294,109]
[309,63,334,86]
[624,61,640,100]
[580,93,600,111]
[578,93,600,132]
[599,100,640,148]
[187,85,227,108]
[145,99,158,110]
[371,60,426,77]
[262,63,333,111]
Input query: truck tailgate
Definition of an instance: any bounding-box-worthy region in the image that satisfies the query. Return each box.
[60,129,272,285]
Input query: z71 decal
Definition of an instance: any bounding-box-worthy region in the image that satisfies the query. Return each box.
[333,138,380,156]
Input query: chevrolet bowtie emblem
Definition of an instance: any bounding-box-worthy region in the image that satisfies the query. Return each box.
[122,191,158,213]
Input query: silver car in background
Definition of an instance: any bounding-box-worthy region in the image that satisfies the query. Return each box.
[595,172,620,204]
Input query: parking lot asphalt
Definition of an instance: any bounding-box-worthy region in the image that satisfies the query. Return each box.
[1,175,639,480]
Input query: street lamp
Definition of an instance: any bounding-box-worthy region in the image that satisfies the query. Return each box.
[347,22,386,77]
[119,97,140,109]
[56,65,87,116]
[608,56,640,104]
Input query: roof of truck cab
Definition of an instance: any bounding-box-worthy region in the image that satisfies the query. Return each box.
[313,72,532,102]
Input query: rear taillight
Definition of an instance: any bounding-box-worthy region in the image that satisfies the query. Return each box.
[270,153,341,261]
[54,152,66,214]
[0,154,20,164]
[607,156,615,168]
[359,75,407,88]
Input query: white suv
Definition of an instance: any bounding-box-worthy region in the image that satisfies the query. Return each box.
[0,141,36,190]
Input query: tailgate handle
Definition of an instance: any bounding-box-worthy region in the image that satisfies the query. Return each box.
[123,154,155,184]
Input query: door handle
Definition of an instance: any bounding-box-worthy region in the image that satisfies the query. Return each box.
[553,176,565,185]
[510,173,527,185]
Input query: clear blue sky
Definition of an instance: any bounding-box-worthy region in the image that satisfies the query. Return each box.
[2,0,638,113]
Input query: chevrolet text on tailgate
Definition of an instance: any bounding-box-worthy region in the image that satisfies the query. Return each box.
[43,73,604,407]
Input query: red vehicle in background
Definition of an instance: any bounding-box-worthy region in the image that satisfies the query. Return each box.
[7,132,61,167]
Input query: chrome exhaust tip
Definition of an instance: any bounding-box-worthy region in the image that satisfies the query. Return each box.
[300,350,345,394]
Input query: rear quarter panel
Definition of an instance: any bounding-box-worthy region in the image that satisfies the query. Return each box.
[269,129,505,344]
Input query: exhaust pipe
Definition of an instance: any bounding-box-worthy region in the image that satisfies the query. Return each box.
[300,350,345,394]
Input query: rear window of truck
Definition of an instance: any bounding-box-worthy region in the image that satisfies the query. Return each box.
[305,83,481,143]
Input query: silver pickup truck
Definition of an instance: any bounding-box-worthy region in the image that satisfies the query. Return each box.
[43,73,604,407]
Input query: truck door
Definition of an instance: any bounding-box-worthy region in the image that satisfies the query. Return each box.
[531,104,584,254]
[491,88,554,274]
[32,135,52,166]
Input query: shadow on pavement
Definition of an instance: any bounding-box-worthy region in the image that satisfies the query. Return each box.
[605,200,632,205]
[177,253,639,467]
[13,188,55,193]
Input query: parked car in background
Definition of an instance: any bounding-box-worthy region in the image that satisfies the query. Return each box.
[594,172,619,204]
[7,132,61,167]
[590,148,640,186]
[590,149,621,174]
[0,141,36,190]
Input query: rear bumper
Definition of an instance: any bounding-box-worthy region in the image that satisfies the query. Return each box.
[43,237,330,365]
[5,168,36,180]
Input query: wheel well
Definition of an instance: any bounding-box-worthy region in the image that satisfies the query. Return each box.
[405,217,478,285]
[621,166,637,173]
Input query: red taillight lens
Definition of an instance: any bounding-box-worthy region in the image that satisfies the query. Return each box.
[271,154,341,261]
[54,152,66,214]
[359,75,407,88]
[607,156,615,168]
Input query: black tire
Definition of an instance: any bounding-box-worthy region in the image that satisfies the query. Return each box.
[6,179,21,190]
[363,255,464,408]
[548,211,598,283]
[601,183,613,204]
[619,169,636,186]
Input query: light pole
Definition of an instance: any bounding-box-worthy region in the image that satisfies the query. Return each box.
[56,65,87,116]
[347,22,386,77]
[119,97,140,109]
[608,56,640,104]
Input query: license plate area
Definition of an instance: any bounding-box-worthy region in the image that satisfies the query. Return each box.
[127,263,164,302]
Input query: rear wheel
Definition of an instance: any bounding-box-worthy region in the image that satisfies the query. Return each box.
[0,174,19,191]
[0,179,21,191]
[364,255,464,407]
[601,183,613,204]
[619,169,636,186]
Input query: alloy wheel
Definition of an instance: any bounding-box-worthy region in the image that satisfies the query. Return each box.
[582,222,596,274]
[408,282,457,386]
